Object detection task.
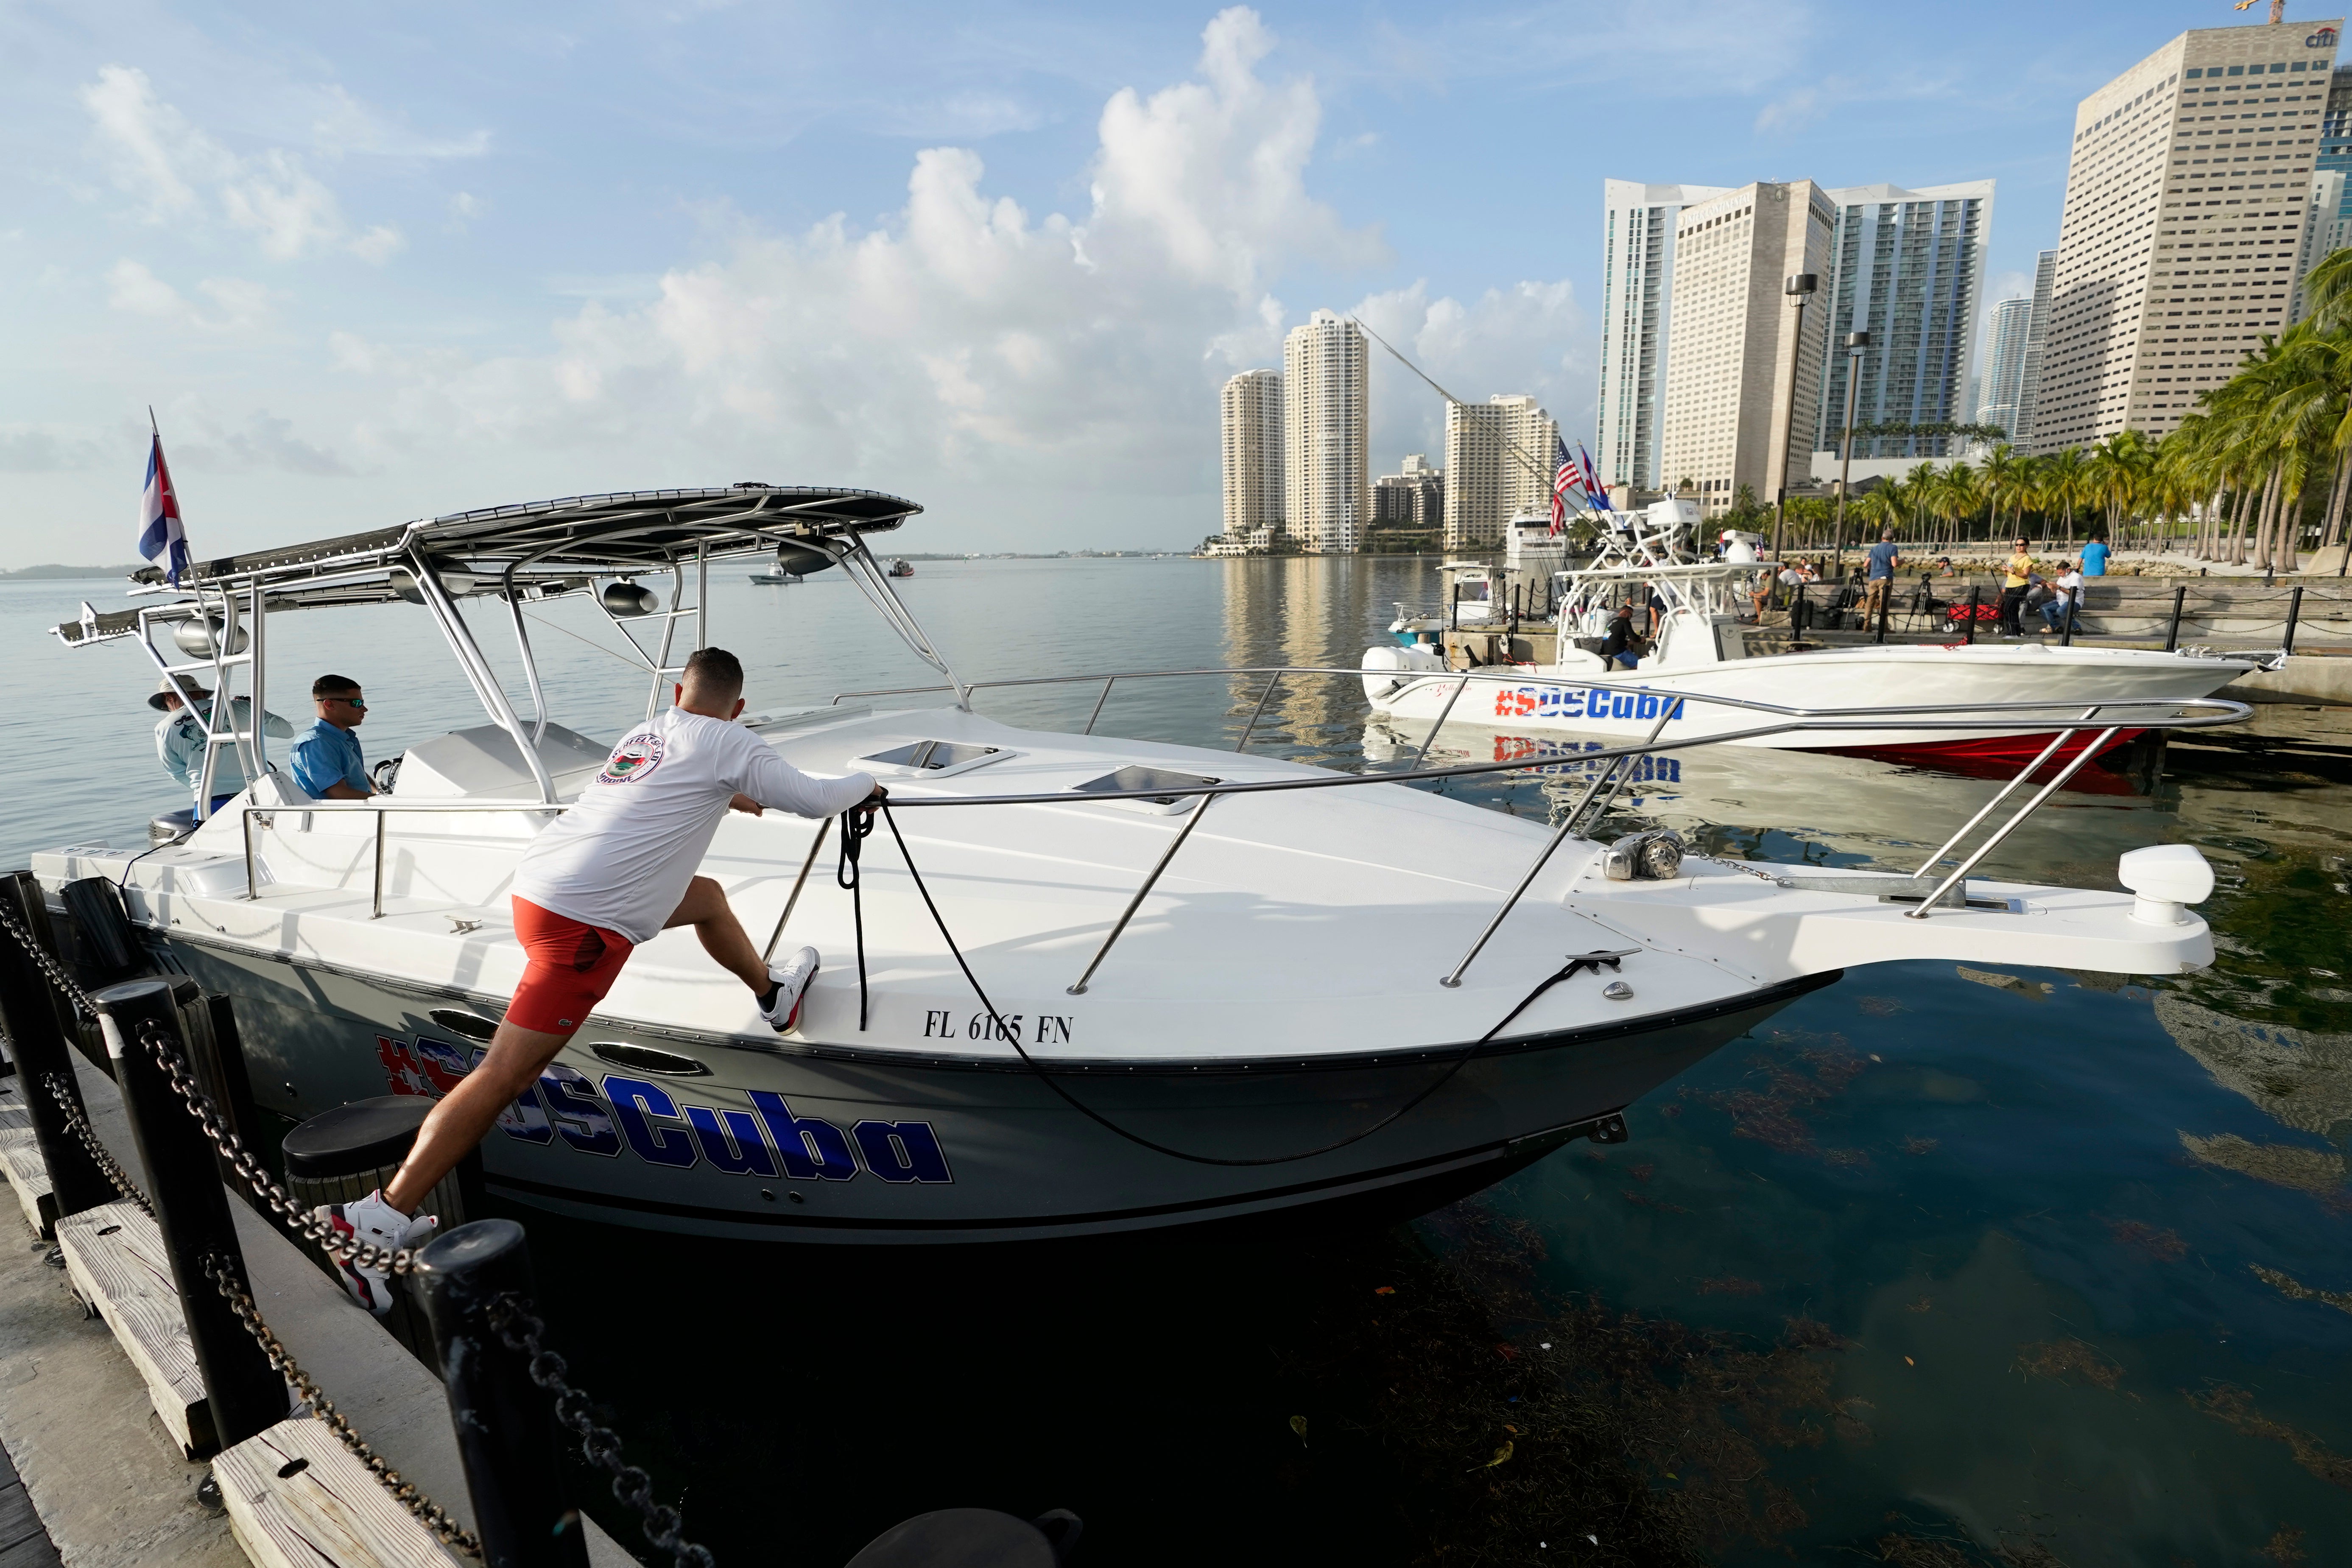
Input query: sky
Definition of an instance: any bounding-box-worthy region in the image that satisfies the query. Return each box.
[0,0,2319,562]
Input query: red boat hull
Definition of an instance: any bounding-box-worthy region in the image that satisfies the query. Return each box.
[1822,727,2147,769]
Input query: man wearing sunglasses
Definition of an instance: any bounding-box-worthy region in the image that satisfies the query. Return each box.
[290,675,375,799]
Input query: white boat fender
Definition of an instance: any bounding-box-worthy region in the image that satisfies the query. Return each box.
[2116,844,2213,926]
[1601,830,1685,882]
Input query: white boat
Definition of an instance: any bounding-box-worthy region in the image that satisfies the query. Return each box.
[33,486,2242,1244]
[1363,498,2262,767]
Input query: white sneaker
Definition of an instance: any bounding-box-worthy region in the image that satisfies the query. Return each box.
[760,947,820,1033]
[314,1190,438,1315]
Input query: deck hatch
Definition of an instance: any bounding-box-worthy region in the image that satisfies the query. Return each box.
[858,740,1011,778]
[1070,766,1222,814]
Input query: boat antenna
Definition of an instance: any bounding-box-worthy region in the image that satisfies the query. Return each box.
[1350,315,1551,489]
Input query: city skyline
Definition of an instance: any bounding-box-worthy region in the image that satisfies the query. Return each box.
[7,3,2346,559]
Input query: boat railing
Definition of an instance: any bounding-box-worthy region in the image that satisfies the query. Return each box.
[229,669,2249,992]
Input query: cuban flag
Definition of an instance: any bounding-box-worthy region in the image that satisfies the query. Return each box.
[1550,437,1581,534]
[138,432,190,587]
[1577,443,1613,511]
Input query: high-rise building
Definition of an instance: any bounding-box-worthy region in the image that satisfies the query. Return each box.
[2316,61,2352,212]
[1596,181,1733,491]
[1372,453,1444,531]
[2014,249,2059,449]
[2033,19,2340,453]
[1976,296,2036,437]
[1813,181,1994,463]
[1282,310,1368,554]
[1656,181,1836,517]
[1444,397,1559,551]
[2295,167,2352,318]
[1218,369,1282,545]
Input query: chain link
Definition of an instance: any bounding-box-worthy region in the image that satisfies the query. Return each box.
[133,1018,426,1277]
[0,896,102,1015]
[39,1073,153,1217]
[199,1255,483,1557]
[488,1294,714,1568]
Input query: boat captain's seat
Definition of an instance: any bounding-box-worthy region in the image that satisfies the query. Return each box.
[390,722,612,801]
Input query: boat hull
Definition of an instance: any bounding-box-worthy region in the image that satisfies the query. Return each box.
[162,933,1833,1244]
[1367,643,2249,758]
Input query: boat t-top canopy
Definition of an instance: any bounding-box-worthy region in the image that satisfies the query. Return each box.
[57,482,954,812]
[61,484,921,640]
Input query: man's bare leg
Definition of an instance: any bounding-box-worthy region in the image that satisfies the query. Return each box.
[666,873,768,992]
[383,1019,571,1213]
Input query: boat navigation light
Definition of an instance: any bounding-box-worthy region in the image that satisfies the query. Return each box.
[2116,845,2215,927]
[601,580,663,618]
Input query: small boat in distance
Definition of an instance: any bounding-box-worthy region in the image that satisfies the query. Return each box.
[888,559,915,578]
[747,568,802,584]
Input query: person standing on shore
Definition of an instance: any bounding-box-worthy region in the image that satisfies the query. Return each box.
[1862,528,1901,625]
[1998,538,2036,636]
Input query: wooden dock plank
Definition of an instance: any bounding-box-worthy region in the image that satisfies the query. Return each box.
[215,1419,464,1568]
[0,1098,55,1240]
[53,1202,214,1459]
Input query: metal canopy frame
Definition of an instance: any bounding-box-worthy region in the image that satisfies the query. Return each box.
[56,484,963,809]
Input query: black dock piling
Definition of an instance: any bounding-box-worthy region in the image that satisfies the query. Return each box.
[2283,584,2304,656]
[1962,585,1980,646]
[0,872,117,1227]
[283,1098,482,1360]
[92,977,288,1453]
[413,1220,588,1568]
[2164,585,2186,652]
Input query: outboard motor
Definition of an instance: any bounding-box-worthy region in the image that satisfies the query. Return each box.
[1360,643,1445,702]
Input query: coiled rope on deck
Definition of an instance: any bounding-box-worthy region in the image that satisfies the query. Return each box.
[860,799,1623,1168]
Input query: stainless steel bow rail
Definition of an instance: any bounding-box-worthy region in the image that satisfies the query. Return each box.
[226,674,2247,995]
[830,667,2249,985]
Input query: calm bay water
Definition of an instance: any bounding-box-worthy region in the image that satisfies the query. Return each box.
[7,558,2349,1566]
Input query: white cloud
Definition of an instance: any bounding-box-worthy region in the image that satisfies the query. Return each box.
[1352,278,1587,464]
[106,260,277,330]
[80,65,404,263]
[1754,85,1825,136]
[327,8,1394,499]
[106,258,186,316]
[306,84,492,160]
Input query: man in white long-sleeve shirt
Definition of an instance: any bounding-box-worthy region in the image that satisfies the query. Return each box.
[318,647,882,1311]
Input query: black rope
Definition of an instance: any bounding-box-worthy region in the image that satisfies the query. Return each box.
[873,800,1626,1168]
[835,803,878,1031]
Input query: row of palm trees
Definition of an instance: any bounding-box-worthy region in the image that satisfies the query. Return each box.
[1682,252,2352,569]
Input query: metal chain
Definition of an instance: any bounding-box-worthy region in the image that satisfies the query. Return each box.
[39,1073,153,1217]
[199,1255,483,1558]
[0,897,102,1014]
[0,899,682,1562]
[488,1294,715,1568]
[134,1018,425,1277]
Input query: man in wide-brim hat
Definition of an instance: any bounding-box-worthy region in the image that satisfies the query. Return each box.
[150,676,292,803]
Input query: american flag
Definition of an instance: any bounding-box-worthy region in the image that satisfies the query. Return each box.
[137,429,190,587]
[1550,437,1580,534]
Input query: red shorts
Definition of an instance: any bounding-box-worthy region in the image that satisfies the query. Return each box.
[507,897,634,1035]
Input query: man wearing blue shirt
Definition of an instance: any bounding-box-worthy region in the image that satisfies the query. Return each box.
[2081,536,2109,577]
[1862,527,1901,625]
[151,679,292,797]
[289,674,374,799]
